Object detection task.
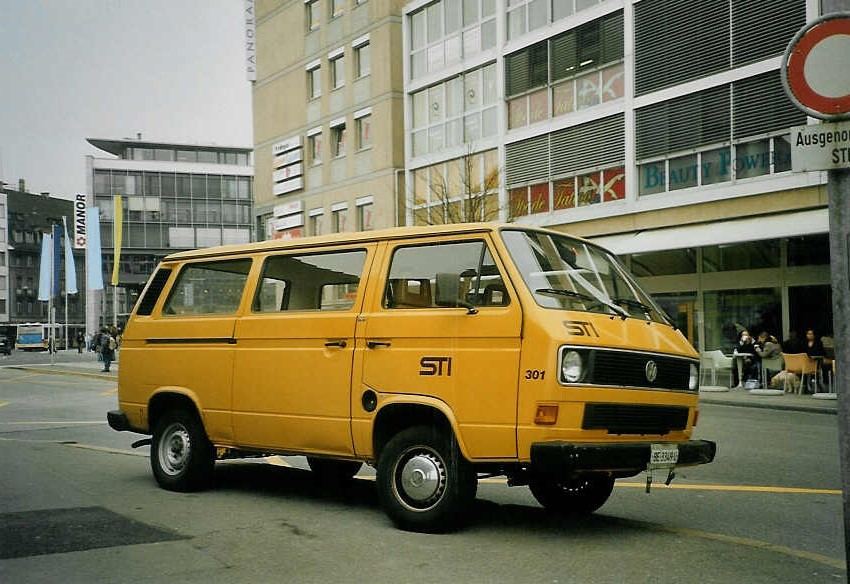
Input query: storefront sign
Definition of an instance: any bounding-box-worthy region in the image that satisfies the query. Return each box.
[791,122,850,171]
[244,0,256,81]
[274,200,303,217]
[274,214,304,231]
[73,193,87,249]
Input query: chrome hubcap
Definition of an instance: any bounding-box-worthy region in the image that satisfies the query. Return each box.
[160,423,190,476]
[396,450,446,510]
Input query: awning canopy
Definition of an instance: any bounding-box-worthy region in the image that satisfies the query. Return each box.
[589,208,829,255]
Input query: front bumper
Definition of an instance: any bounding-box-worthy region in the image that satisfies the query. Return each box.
[530,439,716,477]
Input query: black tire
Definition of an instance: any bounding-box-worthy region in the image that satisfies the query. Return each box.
[376,425,477,533]
[528,474,614,515]
[306,457,363,483]
[150,409,215,492]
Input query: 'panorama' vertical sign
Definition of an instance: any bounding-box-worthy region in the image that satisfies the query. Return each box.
[73,193,87,249]
[245,0,256,81]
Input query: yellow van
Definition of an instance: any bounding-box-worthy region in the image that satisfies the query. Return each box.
[108,223,715,532]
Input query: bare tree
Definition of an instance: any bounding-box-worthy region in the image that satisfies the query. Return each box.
[410,146,503,225]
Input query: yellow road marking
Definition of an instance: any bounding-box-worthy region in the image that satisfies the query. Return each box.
[0,420,107,425]
[638,521,846,570]
[617,482,842,495]
[100,386,118,396]
[0,402,8,408]
[266,456,293,467]
[0,373,37,382]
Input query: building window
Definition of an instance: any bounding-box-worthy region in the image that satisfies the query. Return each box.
[509,165,625,218]
[356,115,371,150]
[308,132,322,165]
[409,0,497,80]
[355,42,370,78]
[308,211,324,236]
[332,206,347,232]
[306,0,320,31]
[506,11,624,130]
[411,63,497,157]
[356,198,374,231]
[331,55,345,89]
[308,65,321,99]
[332,124,347,157]
[330,0,343,19]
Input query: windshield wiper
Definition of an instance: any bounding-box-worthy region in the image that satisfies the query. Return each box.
[612,297,653,313]
[612,297,678,329]
[535,288,597,303]
[536,288,628,319]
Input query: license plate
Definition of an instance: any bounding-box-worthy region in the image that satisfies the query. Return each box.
[648,444,679,469]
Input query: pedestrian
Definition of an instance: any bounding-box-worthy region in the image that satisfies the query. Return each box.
[99,327,116,373]
[76,331,84,354]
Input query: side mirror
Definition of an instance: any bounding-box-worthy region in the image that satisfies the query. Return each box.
[435,272,478,315]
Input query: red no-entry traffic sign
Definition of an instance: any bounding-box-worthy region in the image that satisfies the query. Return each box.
[782,15,850,120]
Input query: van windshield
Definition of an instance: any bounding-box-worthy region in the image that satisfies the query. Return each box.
[501,229,672,325]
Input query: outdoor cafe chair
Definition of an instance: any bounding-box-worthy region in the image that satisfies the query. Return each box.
[780,353,819,394]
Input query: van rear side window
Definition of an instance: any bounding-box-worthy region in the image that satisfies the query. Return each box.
[253,249,367,312]
[135,268,172,316]
[162,259,252,316]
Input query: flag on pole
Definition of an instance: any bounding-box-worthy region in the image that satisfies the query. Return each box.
[112,195,123,286]
[37,231,53,301]
[86,207,104,291]
[52,224,62,297]
[63,217,78,294]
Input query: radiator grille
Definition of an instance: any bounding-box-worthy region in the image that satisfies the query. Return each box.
[583,403,689,435]
[591,350,693,391]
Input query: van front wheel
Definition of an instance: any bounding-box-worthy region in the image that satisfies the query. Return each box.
[151,409,214,492]
[528,474,614,515]
[377,426,477,533]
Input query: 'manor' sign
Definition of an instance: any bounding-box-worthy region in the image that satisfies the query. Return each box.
[791,122,850,172]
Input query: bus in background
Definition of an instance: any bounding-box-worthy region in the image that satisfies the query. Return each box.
[16,324,49,351]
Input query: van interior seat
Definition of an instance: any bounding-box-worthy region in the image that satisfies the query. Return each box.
[389,279,433,308]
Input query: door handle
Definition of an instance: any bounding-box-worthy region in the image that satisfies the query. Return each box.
[367,340,392,349]
[324,340,347,348]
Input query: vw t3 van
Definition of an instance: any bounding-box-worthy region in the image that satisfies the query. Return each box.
[108,224,715,532]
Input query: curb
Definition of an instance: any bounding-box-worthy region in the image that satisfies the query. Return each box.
[4,365,117,381]
[699,395,837,415]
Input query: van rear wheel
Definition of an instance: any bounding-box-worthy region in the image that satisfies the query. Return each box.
[528,474,614,515]
[377,425,477,533]
[151,409,214,492]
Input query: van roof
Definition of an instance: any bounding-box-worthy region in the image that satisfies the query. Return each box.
[163,222,584,262]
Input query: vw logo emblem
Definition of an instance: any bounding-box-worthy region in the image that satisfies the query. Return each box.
[645,360,658,383]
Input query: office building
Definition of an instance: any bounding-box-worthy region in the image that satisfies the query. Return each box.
[252,0,405,240]
[86,137,253,329]
[402,0,830,352]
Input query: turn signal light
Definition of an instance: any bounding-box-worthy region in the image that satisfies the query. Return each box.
[534,404,558,425]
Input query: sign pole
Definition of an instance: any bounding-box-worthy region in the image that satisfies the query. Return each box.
[822,2,850,574]
[784,4,850,572]
[828,167,850,576]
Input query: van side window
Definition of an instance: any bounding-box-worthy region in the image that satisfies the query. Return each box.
[135,268,172,316]
[385,240,509,309]
[162,259,252,316]
[254,249,367,313]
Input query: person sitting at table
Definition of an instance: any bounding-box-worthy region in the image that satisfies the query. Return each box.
[804,328,825,358]
[804,328,827,392]
[732,330,760,386]
[755,331,782,381]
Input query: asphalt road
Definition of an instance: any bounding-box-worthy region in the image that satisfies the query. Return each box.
[0,363,845,583]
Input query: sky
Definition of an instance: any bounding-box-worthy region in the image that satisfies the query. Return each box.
[0,0,253,200]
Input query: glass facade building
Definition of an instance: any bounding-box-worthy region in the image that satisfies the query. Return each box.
[403,0,830,354]
[86,138,253,328]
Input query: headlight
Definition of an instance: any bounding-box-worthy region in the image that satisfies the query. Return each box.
[689,363,698,390]
[561,350,584,383]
